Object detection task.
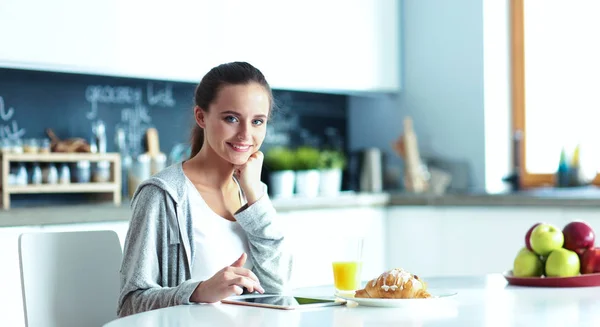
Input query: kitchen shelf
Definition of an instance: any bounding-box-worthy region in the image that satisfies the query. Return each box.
[1,152,121,162]
[0,152,122,210]
[5,183,118,194]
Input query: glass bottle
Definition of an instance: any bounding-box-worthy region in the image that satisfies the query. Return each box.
[31,163,42,184]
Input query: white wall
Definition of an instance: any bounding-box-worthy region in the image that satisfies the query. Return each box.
[483,0,511,193]
[349,0,512,193]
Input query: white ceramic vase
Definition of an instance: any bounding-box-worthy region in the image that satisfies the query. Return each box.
[319,168,343,196]
[295,169,320,197]
[269,170,296,198]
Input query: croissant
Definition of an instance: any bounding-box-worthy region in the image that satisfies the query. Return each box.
[355,268,432,299]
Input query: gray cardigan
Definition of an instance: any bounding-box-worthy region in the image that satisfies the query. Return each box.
[117,163,293,317]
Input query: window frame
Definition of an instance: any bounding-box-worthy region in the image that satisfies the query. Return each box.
[510,0,600,188]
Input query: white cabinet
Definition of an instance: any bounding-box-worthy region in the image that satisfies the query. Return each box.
[0,0,120,75]
[109,0,221,83]
[0,0,400,93]
[386,206,574,278]
[434,207,564,277]
[0,0,210,81]
[385,207,446,276]
[280,207,387,289]
[226,0,400,93]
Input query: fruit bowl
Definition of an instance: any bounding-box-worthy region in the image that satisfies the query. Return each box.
[503,270,600,287]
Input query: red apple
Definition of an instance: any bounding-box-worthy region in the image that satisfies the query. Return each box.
[525,223,542,251]
[562,221,595,255]
[580,247,600,274]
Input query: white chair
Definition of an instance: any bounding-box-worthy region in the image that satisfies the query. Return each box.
[18,230,123,327]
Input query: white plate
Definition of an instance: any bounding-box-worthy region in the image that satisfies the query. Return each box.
[334,290,458,308]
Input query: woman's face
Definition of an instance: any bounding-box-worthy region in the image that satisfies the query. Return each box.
[197,82,270,165]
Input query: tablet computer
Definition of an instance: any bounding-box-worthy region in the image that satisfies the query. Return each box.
[222,295,346,310]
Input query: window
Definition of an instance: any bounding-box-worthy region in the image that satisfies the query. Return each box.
[511,0,600,188]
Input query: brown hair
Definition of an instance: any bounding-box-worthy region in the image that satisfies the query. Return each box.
[190,62,274,158]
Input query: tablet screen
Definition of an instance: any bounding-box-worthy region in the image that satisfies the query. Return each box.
[236,296,334,305]
[222,295,344,309]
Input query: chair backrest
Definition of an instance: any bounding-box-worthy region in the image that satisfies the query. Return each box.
[18,230,123,327]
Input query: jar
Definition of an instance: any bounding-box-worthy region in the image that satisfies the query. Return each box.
[39,139,51,154]
[93,160,111,183]
[59,164,71,184]
[23,139,39,154]
[16,164,28,185]
[44,163,58,184]
[0,139,11,153]
[151,153,167,175]
[75,161,91,183]
[128,154,150,198]
[120,154,132,198]
[31,163,42,184]
[12,139,23,154]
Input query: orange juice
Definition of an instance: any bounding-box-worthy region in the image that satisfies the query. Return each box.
[332,261,363,291]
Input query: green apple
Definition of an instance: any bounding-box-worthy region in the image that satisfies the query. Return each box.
[513,247,544,277]
[530,223,564,256]
[546,248,580,277]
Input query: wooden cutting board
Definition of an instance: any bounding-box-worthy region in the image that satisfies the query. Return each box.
[146,128,161,158]
[145,127,167,175]
[401,117,427,193]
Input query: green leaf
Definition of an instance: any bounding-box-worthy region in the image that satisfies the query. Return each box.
[264,147,296,171]
[318,149,347,169]
[295,146,321,170]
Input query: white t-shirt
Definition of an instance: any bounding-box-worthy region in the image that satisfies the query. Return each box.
[186,177,253,282]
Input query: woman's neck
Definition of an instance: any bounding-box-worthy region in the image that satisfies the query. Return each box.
[186,146,235,191]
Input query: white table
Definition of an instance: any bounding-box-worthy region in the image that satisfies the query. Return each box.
[104,274,600,327]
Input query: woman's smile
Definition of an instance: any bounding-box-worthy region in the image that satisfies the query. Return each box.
[227,142,253,152]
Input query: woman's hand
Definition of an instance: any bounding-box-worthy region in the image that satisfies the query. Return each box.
[234,151,265,205]
[191,253,264,303]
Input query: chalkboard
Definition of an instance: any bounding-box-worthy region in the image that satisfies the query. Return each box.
[0,68,195,157]
[0,67,348,162]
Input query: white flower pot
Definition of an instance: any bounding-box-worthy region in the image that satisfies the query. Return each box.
[319,168,343,196]
[269,170,296,198]
[295,169,320,197]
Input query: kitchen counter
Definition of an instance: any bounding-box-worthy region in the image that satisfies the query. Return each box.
[1,188,600,228]
[278,187,600,209]
[0,203,132,227]
[0,193,390,227]
[389,188,600,207]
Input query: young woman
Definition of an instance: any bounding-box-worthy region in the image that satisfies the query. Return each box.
[118,62,293,317]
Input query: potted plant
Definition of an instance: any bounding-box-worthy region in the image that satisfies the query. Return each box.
[318,149,347,196]
[294,146,321,197]
[264,147,297,198]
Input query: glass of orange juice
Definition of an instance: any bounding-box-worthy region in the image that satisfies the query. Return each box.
[332,237,364,293]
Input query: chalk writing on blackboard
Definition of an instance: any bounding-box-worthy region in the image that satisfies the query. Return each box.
[119,105,152,155]
[0,96,14,121]
[0,96,26,140]
[85,82,176,120]
[85,85,144,120]
[84,83,176,156]
[147,83,176,107]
